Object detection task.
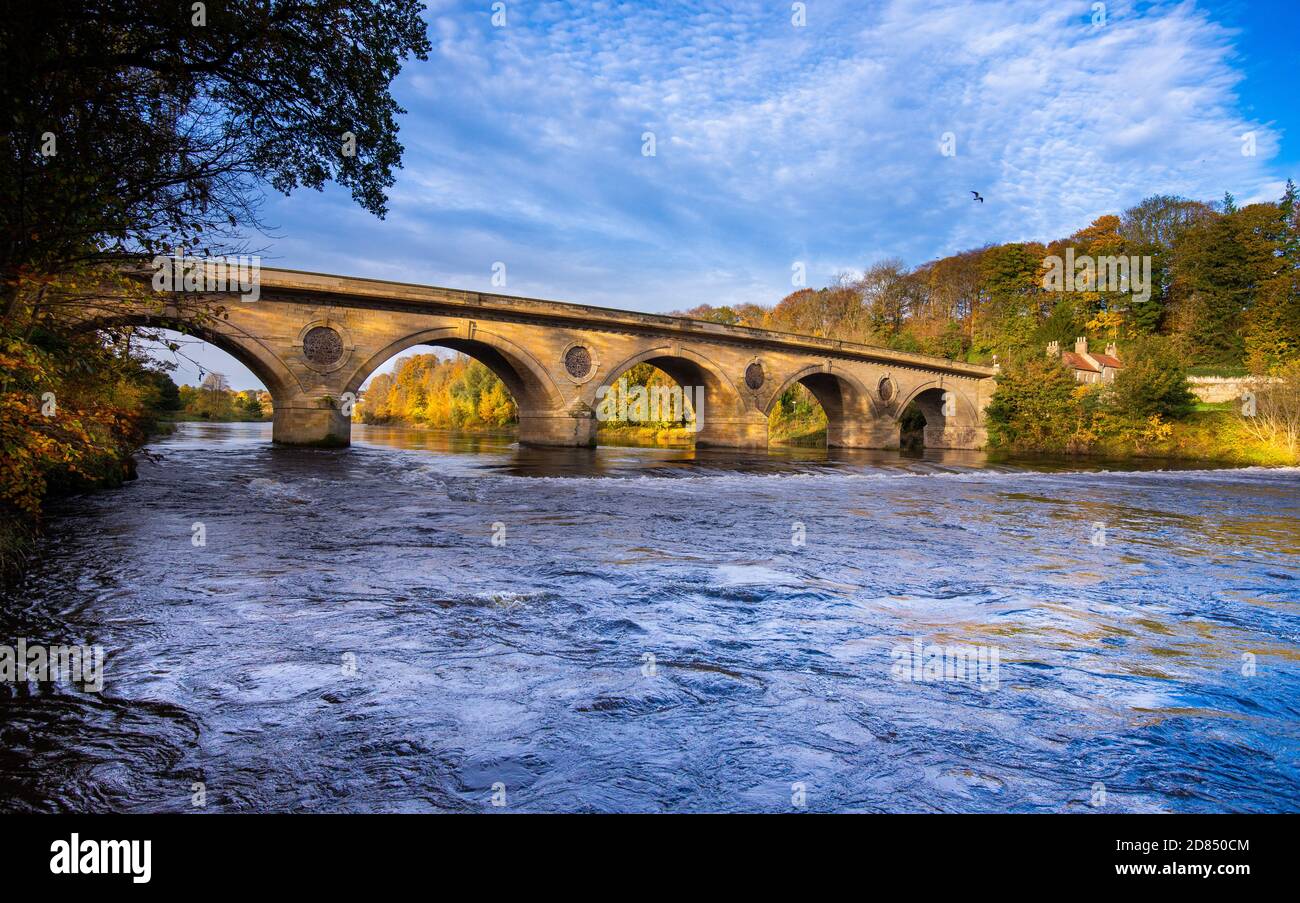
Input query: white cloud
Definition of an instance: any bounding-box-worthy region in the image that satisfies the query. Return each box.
[259,0,1287,314]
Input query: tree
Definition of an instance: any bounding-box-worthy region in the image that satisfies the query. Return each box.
[677,304,741,325]
[1,0,431,325]
[360,373,395,423]
[1034,296,1085,350]
[857,259,918,343]
[236,390,264,420]
[1174,203,1285,366]
[976,243,1045,356]
[1244,276,1300,374]
[915,247,984,353]
[1120,195,1215,335]
[1122,195,1216,249]
[767,286,866,340]
[731,303,770,327]
[200,371,230,394]
[1242,181,1300,373]
[353,354,518,429]
[985,356,1081,451]
[477,380,515,427]
[140,369,182,412]
[1110,336,1195,420]
[191,371,231,418]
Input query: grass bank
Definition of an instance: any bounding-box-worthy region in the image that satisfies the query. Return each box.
[1092,411,1298,466]
[770,425,828,447]
[993,411,1298,467]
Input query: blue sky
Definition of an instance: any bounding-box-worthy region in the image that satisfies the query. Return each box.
[162,0,1299,389]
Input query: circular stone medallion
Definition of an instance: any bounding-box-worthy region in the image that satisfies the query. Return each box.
[303,326,344,366]
[744,362,765,391]
[564,345,593,379]
[878,376,896,403]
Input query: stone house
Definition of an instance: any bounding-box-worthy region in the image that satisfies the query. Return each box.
[1047,337,1123,384]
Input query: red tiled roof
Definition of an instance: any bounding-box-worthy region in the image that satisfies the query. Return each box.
[1061,351,1101,372]
[1091,353,1123,368]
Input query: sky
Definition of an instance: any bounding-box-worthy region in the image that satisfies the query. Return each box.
[155,0,1300,389]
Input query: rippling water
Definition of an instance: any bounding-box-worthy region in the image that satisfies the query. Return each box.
[2,421,1298,812]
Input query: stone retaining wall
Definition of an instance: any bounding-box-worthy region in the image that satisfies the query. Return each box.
[1188,376,1253,404]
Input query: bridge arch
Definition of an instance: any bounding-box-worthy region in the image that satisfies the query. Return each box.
[586,344,756,446]
[71,312,301,402]
[589,346,745,411]
[343,323,565,414]
[897,380,982,449]
[762,365,881,447]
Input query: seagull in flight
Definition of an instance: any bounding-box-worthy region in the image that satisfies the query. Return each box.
[970,190,984,203]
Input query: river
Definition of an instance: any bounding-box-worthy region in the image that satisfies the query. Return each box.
[2,421,1298,812]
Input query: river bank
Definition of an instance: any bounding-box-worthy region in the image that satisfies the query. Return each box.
[163,413,271,424]
[990,410,1299,468]
[0,518,34,588]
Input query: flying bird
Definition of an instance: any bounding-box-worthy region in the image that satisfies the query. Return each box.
[970,191,984,203]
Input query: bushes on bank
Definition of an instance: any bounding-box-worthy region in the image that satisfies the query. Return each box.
[986,341,1300,463]
[0,329,176,580]
[985,357,1083,452]
[1110,336,1197,420]
[1239,361,1300,458]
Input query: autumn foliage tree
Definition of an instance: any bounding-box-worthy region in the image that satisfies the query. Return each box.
[1,0,431,323]
[359,355,518,431]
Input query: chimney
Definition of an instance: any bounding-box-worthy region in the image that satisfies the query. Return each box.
[1105,342,1118,358]
[1046,340,1060,358]
[1074,336,1087,355]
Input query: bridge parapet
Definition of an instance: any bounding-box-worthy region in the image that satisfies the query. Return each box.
[252,268,996,380]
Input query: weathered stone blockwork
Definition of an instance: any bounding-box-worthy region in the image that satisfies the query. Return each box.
[105,268,998,450]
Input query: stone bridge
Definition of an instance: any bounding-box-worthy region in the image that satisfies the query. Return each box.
[104,267,998,449]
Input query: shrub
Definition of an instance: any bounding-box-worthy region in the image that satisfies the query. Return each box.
[1239,360,1300,457]
[985,356,1081,451]
[1109,335,1196,420]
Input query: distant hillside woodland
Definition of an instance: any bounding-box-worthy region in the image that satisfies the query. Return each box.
[363,187,1300,460]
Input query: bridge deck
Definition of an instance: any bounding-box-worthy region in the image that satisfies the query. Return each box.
[250,267,996,379]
